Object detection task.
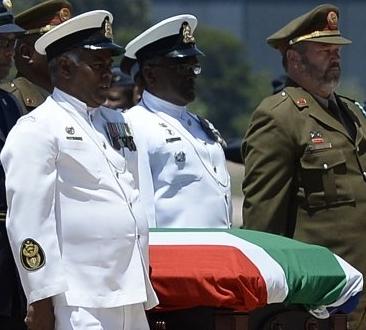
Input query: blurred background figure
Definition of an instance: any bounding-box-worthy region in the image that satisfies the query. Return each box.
[0,1,26,329]
[103,66,141,110]
[271,74,287,94]
[0,0,72,114]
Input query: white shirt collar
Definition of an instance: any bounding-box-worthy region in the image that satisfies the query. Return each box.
[52,88,100,120]
[141,90,188,120]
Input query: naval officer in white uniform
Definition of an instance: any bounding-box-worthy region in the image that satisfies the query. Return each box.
[120,15,232,228]
[1,10,157,330]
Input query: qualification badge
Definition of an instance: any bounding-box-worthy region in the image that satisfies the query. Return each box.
[106,122,136,151]
[20,238,45,271]
[65,126,75,135]
[174,151,186,163]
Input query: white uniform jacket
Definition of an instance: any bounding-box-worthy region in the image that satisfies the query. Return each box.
[1,88,158,309]
[125,91,232,228]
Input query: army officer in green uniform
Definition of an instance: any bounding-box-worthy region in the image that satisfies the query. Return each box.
[0,0,72,114]
[242,4,366,329]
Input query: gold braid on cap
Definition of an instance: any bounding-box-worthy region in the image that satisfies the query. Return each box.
[289,30,341,46]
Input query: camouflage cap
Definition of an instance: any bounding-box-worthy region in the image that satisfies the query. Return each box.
[267,4,351,53]
[15,0,72,35]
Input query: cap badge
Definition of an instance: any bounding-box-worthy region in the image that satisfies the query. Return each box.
[2,0,12,10]
[327,11,338,30]
[20,238,45,271]
[59,7,71,22]
[181,22,195,44]
[104,18,113,39]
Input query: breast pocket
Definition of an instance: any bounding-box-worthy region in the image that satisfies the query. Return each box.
[58,140,103,182]
[153,142,203,186]
[299,149,355,208]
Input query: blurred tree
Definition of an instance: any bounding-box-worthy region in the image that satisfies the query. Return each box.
[191,25,271,138]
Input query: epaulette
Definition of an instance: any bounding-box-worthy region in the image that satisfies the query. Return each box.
[11,78,46,109]
[259,90,289,111]
[0,81,17,94]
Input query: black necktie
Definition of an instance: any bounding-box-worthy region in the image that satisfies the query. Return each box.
[328,99,356,141]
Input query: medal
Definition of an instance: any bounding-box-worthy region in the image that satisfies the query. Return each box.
[197,115,227,148]
[106,122,136,151]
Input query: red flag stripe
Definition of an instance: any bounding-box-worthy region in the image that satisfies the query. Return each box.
[150,245,268,311]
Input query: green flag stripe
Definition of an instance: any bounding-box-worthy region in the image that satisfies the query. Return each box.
[228,229,346,306]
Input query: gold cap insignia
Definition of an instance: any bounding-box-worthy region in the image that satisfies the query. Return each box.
[20,238,45,271]
[59,7,71,23]
[327,11,338,30]
[104,18,113,39]
[2,0,12,10]
[181,22,195,44]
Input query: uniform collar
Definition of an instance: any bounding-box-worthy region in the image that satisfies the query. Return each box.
[142,90,188,120]
[52,88,100,120]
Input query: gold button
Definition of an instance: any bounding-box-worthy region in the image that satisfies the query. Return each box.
[26,97,33,105]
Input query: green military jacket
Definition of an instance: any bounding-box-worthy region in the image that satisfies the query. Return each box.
[243,85,366,327]
[0,76,49,115]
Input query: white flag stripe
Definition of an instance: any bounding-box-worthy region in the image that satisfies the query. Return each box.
[326,254,363,308]
[150,231,288,303]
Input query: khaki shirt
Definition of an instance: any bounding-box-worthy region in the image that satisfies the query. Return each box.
[242,85,366,327]
[0,76,49,115]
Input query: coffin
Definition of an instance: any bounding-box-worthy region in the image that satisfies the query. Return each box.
[147,229,363,330]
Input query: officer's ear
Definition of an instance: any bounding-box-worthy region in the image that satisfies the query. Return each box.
[57,55,77,80]
[17,42,33,63]
[141,64,157,88]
